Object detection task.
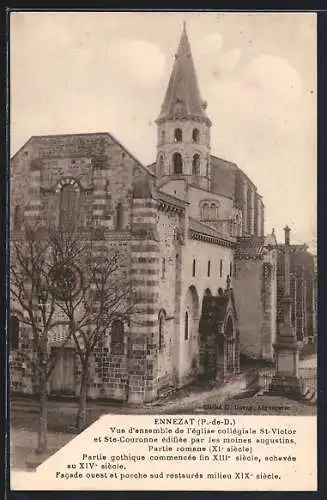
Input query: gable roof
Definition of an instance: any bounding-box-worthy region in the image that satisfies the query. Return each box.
[11,132,155,178]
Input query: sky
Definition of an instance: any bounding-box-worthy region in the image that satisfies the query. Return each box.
[10,12,317,250]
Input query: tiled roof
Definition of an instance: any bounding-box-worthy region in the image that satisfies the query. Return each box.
[236,236,265,258]
[189,218,235,243]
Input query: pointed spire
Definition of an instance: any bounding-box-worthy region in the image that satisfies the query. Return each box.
[157,24,211,125]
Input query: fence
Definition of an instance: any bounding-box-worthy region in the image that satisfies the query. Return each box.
[298,367,317,393]
[257,367,317,394]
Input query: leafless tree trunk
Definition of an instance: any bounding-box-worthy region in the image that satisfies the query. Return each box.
[37,369,48,454]
[76,357,89,432]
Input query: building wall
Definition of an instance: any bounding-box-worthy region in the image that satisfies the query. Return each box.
[156,206,184,390]
[156,118,210,185]
[10,131,272,403]
[187,185,235,222]
[233,249,277,361]
[233,259,262,359]
[10,134,147,233]
[178,237,234,385]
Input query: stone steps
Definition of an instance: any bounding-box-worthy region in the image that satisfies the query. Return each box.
[157,386,176,400]
[254,382,317,405]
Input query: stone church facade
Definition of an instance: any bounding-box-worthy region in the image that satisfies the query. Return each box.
[10,24,281,403]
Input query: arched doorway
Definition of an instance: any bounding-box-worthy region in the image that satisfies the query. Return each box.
[182,286,200,381]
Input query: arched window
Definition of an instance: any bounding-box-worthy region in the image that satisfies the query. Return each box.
[220,259,223,278]
[158,310,166,350]
[173,153,183,175]
[207,260,211,277]
[59,184,79,230]
[201,203,209,220]
[116,203,124,230]
[174,128,183,143]
[111,319,124,355]
[192,154,200,175]
[192,259,196,277]
[184,311,189,340]
[210,203,217,220]
[10,315,19,350]
[192,128,200,143]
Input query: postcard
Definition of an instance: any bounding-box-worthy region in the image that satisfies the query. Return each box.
[9,11,317,491]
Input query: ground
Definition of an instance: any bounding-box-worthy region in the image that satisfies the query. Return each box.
[10,359,316,472]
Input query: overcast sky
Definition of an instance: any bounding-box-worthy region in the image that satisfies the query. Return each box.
[10,12,317,250]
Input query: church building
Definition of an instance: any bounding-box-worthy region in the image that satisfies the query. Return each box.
[10,24,279,403]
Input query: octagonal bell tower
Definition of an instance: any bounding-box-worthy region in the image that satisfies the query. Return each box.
[155,22,212,190]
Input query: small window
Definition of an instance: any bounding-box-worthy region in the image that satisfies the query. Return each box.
[220,259,223,278]
[162,258,166,279]
[10,315,19,350]
[207,260,211,277]
[111,319,124,355]
[230,262,233,277]
[158,310,165,350]
[192,154,200,176]
[116,203,123,230]
[184,311,189,340]
[201,203,209,220]
[174,128,183,143]
[192,128,200,143]
[161,130,166,144]
[173,153,183,175]
[210,203,218,220]
[192,259,196,277]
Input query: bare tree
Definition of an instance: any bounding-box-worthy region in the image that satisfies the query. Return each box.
[48,229,135,432]
[9,227,78,453]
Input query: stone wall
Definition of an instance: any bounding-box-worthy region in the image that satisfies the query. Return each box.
[10,133,158,402]
[156,205,183,391]
[178,237,234,385]
[233,248,277,361]
[233,258,263,359]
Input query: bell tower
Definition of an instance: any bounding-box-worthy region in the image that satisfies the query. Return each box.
[155,22,212,189]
